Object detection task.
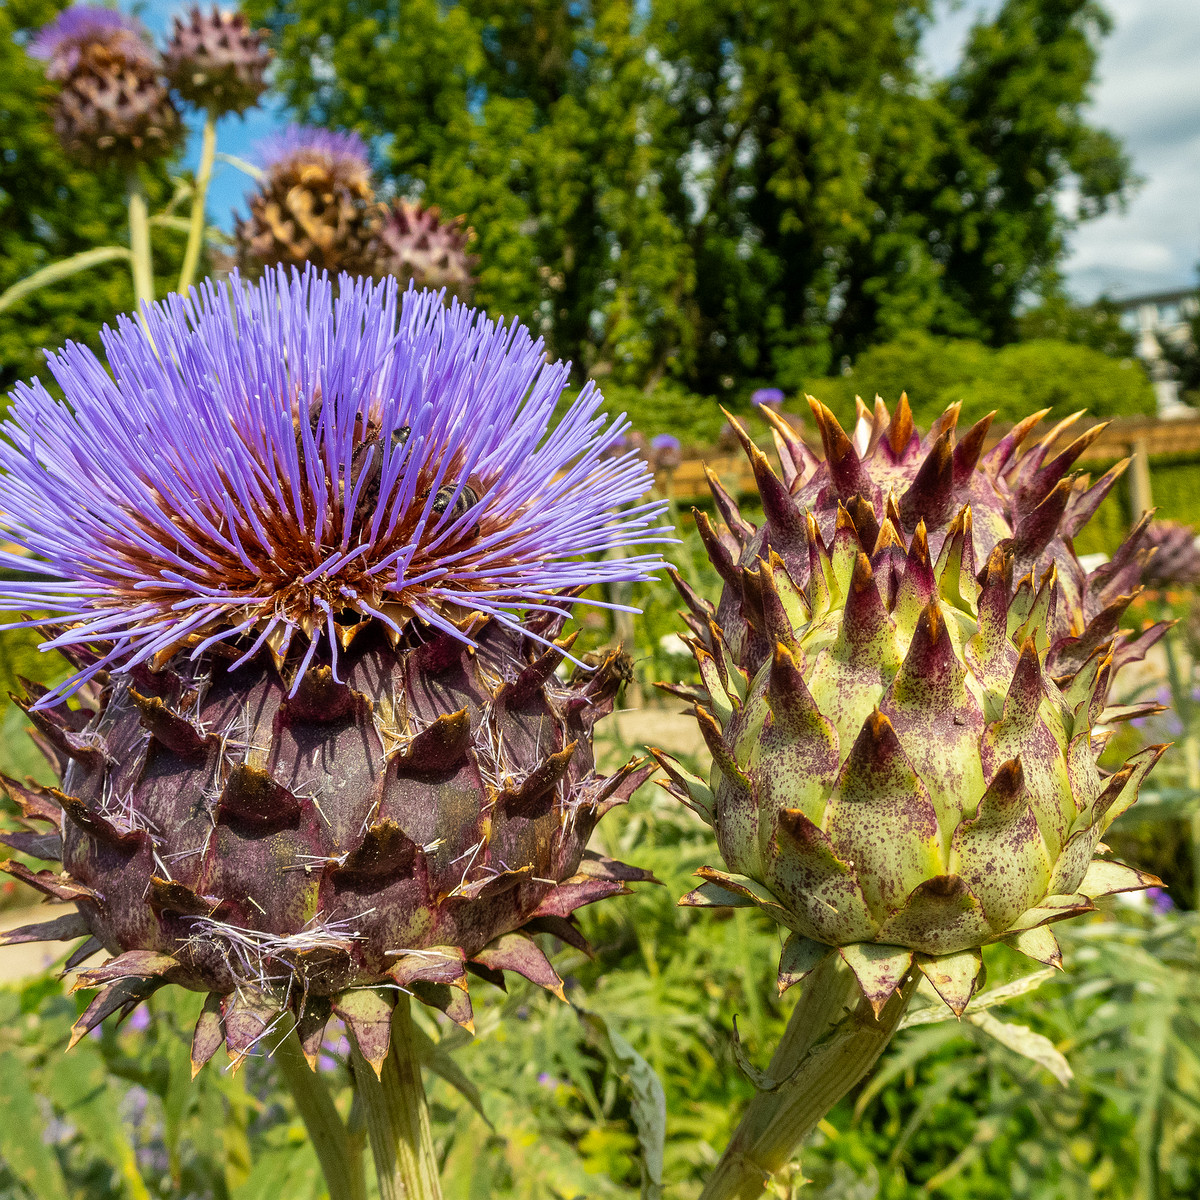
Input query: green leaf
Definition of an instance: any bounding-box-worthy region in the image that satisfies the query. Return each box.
[0,1051,69,1198]
[0,247,131,316]
[580,1008,666,1200]
[966,1010,1074,1086]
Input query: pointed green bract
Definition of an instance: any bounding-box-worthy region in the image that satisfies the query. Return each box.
[674,397,1166,1017]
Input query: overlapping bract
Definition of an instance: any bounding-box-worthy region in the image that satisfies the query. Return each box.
[658,399,1165,1017]
[0,268,667,1064]
[1,621,654,1067]
[30,5,181,167]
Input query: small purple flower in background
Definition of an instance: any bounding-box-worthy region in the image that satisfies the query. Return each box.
[750,387,785,410]
[650,433,683,471]
[1146,887,1175,914]
[126,1006,151,1033]
[537,1072,560,1090]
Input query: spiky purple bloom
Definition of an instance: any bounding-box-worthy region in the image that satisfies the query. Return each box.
[750,387,785,409]
[259,124,371,175]
[29,5,155,79]
[0,267,668,704]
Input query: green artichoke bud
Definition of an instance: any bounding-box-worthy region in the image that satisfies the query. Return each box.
[659,398,1166,1017]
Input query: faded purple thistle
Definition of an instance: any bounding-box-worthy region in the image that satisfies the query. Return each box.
[650,433,683,471]
[259,124,372,177]
[29,5,155,79]
[0,267,669,703]
[750,387,785,409]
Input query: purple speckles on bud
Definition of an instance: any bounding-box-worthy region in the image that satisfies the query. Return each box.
[751,387,785,409]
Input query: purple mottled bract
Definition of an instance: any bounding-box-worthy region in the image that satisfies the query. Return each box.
[29,5,155,79]
[0,266,669,704]
[259,124,371,174]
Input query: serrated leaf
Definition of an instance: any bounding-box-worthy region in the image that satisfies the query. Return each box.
[966,1009,1073,1085]
[580,1009,666,1200]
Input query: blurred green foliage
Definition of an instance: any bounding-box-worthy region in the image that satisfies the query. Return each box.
[247,0,1132,393]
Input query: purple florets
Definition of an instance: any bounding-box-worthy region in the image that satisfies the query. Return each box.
[29,5,154,78]
[750,387,785,408]
[259,124,371,172]
[0,267,669,702]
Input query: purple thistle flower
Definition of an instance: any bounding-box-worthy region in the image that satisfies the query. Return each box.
[258,124,372,176]
[750,387,785,409]
[29,5,155,80]
[0,267,670,704]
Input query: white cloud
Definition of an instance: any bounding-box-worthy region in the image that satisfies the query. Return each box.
[921,1,1200,302]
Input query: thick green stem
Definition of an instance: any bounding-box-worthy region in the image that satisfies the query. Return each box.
[126,173,154,311]
[700,955,916,1200]
[179,112,218,294]
[353,995,443,1200]
[276,1029,367,1200]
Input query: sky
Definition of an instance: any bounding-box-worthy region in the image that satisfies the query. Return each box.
[126,0,1200,303]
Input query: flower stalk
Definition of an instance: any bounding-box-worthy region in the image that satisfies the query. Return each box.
[701,956,916,1200]
[352,997,444,1200]
[276,1029,367,1200]
[178,110,218,294]
[126,171,154,310]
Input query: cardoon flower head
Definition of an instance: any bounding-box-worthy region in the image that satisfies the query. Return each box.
[260,125,372,181]
[29,5,180,167]
[29,5,154,80]
[0,268,667,1064]
[164,5,273,117]
[236,126,378,277]
[650,433,683,471]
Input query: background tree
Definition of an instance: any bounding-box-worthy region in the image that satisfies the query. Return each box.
[0,0,183,395]
[249,0,1132,393]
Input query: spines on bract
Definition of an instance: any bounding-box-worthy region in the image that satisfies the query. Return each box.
[672,396,1168,1017]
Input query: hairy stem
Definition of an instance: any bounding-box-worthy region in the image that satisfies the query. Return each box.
[700,954,916,1200]
[276,1028,367,1200]
[126,172,155,311]
[353,995,443,1200]
[179,112,218,294]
